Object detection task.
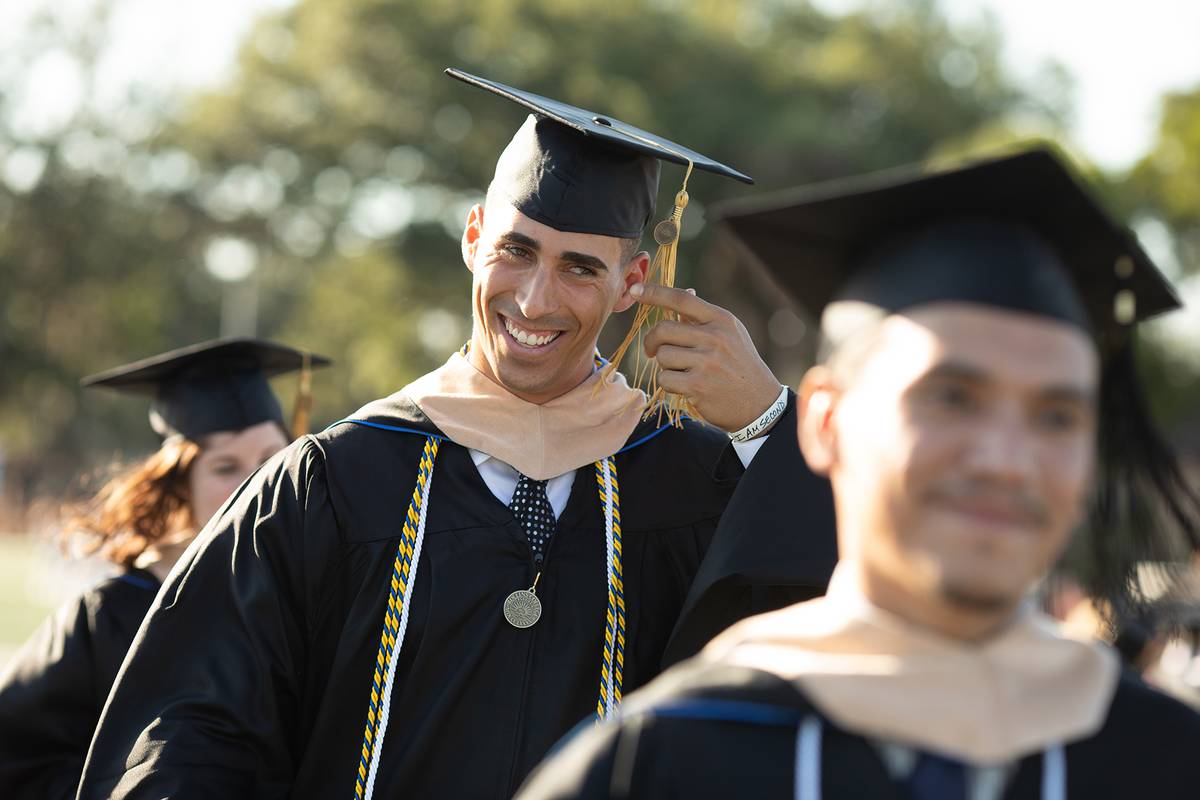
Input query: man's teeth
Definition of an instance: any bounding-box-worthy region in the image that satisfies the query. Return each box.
[504,318,560,347]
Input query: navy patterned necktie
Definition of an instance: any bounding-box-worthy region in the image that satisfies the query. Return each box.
[510,473,556,568]
[907,752,968,800]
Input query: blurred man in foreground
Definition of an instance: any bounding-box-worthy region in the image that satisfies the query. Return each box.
[518,148,1200,799]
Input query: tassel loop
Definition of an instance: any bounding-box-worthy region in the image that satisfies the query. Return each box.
[602,162,699,426]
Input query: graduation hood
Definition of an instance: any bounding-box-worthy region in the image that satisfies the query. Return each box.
[702,564,1121,765]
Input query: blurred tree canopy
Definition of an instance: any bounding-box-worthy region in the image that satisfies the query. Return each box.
[1122,86,1200,432]
[1130,88,1200,278]
[4,0,1171,512]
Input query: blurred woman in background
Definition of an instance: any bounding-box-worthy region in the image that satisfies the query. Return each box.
[0,338,328,799]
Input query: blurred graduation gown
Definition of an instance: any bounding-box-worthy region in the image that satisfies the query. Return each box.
[514,649,1200,799]
[0,571,159,800]
[77,371,834,799]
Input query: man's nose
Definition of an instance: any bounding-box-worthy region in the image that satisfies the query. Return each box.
[514,264,558,321]
[962,408,1038,485]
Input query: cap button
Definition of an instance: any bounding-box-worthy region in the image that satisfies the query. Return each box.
[654,219,679,245]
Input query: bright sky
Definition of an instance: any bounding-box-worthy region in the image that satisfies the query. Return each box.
[0,0,292,114]
[816,0,1200,171]
[954,0,1200,171]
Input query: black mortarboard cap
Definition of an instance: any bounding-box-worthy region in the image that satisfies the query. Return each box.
[82,338,331,441]
[717,147,1199,623]
[715,147,1179,337]
[447,68,753,239]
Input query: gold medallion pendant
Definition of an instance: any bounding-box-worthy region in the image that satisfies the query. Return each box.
[503,588,542,628]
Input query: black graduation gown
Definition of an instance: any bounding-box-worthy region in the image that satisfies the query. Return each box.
[78,393,835,799]
[517,659,1200,799]
[0,569,159,799]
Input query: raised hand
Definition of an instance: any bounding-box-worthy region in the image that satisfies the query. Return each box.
[631,282,782,435]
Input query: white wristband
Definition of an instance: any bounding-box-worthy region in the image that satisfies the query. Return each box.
[728,385,789,443]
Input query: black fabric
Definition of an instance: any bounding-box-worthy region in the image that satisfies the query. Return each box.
[665,395,836,665]
[81,338,329,441]
[0,570,160,800]
[447,68,752,238]
[846,219,1090,332]
[77,392,836,799]
[492,115,662,239]
[516,661,1200,799]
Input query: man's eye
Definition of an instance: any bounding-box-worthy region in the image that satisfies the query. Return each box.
[501,244,532,260]
[1036,406,1084,432]
[932,384,976,411]
[567,264,596,276]
[212,462,240,476]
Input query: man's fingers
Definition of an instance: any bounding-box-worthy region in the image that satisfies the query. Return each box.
[643,320,706,357]
[655,368,694,397]
[630,283,718,322]
[650,344,699,372]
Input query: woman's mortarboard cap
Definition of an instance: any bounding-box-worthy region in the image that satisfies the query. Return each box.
[82,338,331,441]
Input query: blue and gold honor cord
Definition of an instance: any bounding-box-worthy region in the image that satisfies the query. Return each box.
[356,436,439,800]
[594,455,625,719]
[353,427,624,798]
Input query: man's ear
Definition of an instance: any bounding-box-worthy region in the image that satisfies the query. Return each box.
[462,203,485,271]
[797,365,840,477]
[613,250,651,313]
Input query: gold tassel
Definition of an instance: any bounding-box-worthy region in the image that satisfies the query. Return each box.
[290,352,313,439]
[601,161,699,427]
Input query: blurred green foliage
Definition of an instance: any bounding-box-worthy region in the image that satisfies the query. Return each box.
[1130,89,1200,276]
[0,0,1193,510]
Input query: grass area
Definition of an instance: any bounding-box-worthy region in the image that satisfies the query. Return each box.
[0,533,101,669]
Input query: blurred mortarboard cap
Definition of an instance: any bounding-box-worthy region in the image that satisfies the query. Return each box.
[715,147,1179,340]
[82,338,331,441]
[446,67,753,239]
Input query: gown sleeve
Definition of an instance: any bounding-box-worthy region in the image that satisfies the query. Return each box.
[0,594,102,799]
[663,396,839,665]
[0,576,155,800]
[78,438,338,799]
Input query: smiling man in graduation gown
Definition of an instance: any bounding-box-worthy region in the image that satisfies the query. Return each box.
[516,148,1200,799]
[77,71,835,800]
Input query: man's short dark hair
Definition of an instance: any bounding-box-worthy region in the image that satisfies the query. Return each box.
[618,236,642,266]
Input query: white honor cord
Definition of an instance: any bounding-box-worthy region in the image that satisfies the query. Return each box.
[794,716,823,800]
[729,385,789,444]
[363,466,436,800]
[600,458,617,719]
[1042,745,1066,800]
